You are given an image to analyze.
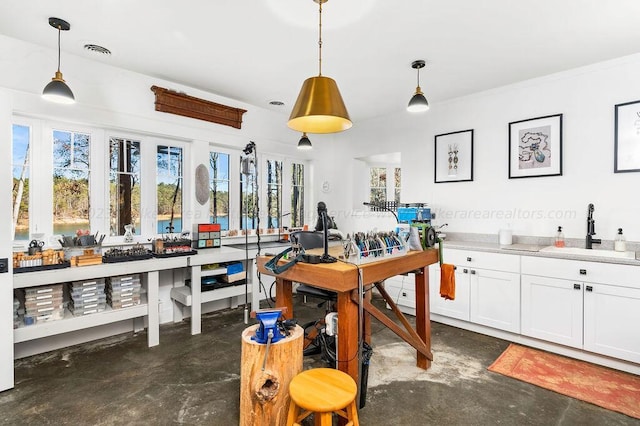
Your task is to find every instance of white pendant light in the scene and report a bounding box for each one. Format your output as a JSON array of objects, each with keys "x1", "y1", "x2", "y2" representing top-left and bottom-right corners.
[
  {"x1": 42, "y1": 17, "x2": 75, "y2": 104},
  {"x1": 407, "y1": 60, "x2": 429, "y2": 113}
]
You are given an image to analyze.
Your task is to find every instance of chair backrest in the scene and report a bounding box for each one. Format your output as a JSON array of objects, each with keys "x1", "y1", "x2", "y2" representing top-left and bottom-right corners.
[{"x1": 291, "y1": 231, "x2": 324, "y2": 250}]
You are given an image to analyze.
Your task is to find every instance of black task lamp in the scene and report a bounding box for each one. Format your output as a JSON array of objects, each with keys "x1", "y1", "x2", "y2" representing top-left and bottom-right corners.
[{"x1": 317, "y1": 202, "x2": 336, "y2": 263}]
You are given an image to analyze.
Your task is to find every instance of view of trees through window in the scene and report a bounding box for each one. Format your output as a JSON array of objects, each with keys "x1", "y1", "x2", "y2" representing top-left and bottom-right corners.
[
  {"x1": 369, "y1": 167, "x2": 387, "y2": 205},
  {"x1": 53, "y1": 129, "x2": 91, "y2": 236},
  {"x1": 110, "y1": 138, "x2": 141, "y2": 236},
  {"x1": 209, "y1": 152, "x2": 230, "y2": 230},
  {"x1": 291, "y1": 163, "x2": 304, "y2": 227},
  {"x1": 12, "y1": 124, "x2": 30, "y2": 240},
  {"x1": 370, "y1": 166, "x2": 401, "y2": 205},
  {"x1": 394, "y1": 167, "x2": 401, "y2": 203},
  {"x1": 157, "y1": 145, "x2": 183, "y2": 234},
  {"x1": 266, "y1": 159, "x2": 282, "y2": 229}
]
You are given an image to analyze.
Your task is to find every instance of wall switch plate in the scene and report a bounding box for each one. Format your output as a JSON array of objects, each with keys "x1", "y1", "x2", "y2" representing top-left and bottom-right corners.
[{"x1": 0, "y1": 258, "x2": 8, "y2": 273}]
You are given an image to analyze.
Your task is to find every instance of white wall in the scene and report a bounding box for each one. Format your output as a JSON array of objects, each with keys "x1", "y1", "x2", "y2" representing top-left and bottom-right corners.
[
  {"x1": 0, "y1": 89, "x2": 15, "y2": 390},
  {"x1": 313, "y1": 54, "x2": 640, "y2": 242}
]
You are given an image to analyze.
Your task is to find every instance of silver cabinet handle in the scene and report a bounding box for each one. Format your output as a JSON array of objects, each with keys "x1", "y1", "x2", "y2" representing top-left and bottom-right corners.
[
  {"x1": 466, "y1": 257, "x2": 472, "y2": 262},
  {"x1": 463, "y1": 268, "x2": 469, "y2": 274},
  {"x1": 470, "y1": 269, "x2": 476, "y2": 275},
  {"x1": 573, "y1": 283, "x2": 581, "y2": 290}
]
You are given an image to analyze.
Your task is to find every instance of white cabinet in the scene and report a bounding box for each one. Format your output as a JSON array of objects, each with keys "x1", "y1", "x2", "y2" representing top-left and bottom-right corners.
[
  {"x1": 428, "y1": 264, "x2": 470, "y2": 321},
  {"x1": 469, "y1": 268, "x2": 520, "y2": 333},
  {"x1": 439, "y1": 249, "x2": 521, "y2": 333},
  {"x1": 384, "y1": 274, "x2": 417, "y2": 316},
  {"x1": 521, "y1": 274, "x2": 583, "y2": 348},
  {"x1": 522, "y1": 257, "x2": 640, "y2": 364},
  {"x1": 584, "y1": 282, "x2": 640, "y2": 362}
]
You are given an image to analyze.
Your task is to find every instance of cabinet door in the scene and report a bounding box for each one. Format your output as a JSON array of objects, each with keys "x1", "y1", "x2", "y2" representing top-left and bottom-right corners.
[
  {"x1": 470, "y1": 269, "x2": 520, "y2": 333},
  {"x1": 584, "y1": 283, "x2": 640, "y2": 363},
  {"x1": 429, "y1": 264, "x2": 470, "y2": 321},
  {"x1": 521, "y1": 275, "x2": 583, "y2": 348},
  {"x1": 384, "y1": 275, "x2": 417, "y2": 316}
]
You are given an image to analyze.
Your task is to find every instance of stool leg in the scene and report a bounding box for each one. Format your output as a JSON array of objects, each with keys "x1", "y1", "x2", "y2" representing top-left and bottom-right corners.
[
  {"x1": 346, "y1": 400, "x2": 359, "y2": 426},
  {"x1": 316, "y1": 412, "x2": 333, "y2": 426},
  {"x1": 286, "y1": 401, "x2": 299, "y2": 426}
]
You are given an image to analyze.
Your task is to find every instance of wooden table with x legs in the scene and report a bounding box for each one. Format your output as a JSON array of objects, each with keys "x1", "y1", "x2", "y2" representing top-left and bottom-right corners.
[{"x1": 257, "y1": 249, "x2": 439, "y2": 386}]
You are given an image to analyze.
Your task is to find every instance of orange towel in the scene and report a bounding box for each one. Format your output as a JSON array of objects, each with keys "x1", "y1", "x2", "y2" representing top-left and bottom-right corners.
[{"x1": 440, "y1": 263, "x2": 456, "y2": 300}]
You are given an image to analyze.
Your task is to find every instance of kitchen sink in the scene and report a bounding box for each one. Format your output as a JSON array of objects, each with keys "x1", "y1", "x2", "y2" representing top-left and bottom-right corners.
[{"x1": 539, "y1": 246, "x2": 636, "y2": 260}]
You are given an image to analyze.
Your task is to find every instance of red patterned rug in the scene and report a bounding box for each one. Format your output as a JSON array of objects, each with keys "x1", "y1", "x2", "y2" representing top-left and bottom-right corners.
[{"x1": 488, "y1": 344, "x2": 640, "y2": 419}]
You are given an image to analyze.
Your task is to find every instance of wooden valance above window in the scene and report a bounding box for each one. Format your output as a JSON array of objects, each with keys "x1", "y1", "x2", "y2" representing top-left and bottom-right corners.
[{"x1": 151, "y1": 85, "x2": 247, "y2": 129}]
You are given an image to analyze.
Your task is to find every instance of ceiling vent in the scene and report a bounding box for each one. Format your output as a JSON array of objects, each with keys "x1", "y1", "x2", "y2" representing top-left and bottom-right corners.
[{"x1": 83, "y1": 44, "x2": 111, "y2": 55}]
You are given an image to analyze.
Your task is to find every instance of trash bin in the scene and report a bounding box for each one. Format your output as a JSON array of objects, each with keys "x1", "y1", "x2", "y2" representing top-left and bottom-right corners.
[{"x1": 359, "y1": 342, "x2": 373, "y2": 408}]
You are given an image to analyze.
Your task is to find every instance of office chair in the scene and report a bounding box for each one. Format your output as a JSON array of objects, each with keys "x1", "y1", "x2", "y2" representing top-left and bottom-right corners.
[{"x1": 290, "y1": 231, "x2": 337, "y2": 363}]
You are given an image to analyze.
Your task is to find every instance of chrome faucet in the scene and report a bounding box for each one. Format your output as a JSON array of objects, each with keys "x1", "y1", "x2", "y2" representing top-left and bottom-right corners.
[{"x1": 586, "y1": 203, "x2": 601, "y2": 249}]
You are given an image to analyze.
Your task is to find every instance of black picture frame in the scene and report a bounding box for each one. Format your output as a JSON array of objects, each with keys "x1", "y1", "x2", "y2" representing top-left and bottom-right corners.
[
  {"x1": 434, "y1": 129, "x2": 474, "y2": 183},
  {"x1": 614, "y1": 99, "x2": 640, "y2": 173},
  {"x1": 508, "y1": 113, "x2": 563, "y2": 179}
]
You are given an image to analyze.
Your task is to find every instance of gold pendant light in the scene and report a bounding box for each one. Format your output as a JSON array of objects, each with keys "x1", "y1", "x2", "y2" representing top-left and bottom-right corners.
[{"x1": 288, "y1": 0, "x2": 352, "y2": 134}]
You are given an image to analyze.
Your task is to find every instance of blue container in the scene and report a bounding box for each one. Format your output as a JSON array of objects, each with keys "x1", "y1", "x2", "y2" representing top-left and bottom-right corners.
[{"x1": 226, "y1": 263, "x2": 244, "y2": 275}]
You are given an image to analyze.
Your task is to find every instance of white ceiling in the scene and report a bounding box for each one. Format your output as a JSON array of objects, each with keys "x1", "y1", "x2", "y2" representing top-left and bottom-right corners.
[{"x1": 2, "y1": 0, "x2": 640, "y2": 123}]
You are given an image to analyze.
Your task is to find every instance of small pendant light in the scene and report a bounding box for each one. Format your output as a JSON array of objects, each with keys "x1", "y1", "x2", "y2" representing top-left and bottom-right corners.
[
  {"x1": 42, "y1": 17, "x2": 75, "y2": 104},
  {"x1": 297, "y1": 133, "x2": 312, "y2": 150},
  {"x1": 288, "y1": 0, "x2": 352, "y2": 134},
  {"x1": 407, "y1": 60, "x2": 429, "y2": 113}
]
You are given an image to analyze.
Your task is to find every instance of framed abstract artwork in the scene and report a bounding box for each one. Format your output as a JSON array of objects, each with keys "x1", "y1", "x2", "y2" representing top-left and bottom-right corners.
[
  {"x1": 614, "y1": 100, "x2": 640, "y2": 173},
  {"x1": 508, "y1": 114, "x2": 563, "y2": 179},
  {"x1": 434, "y1": 129, "x2": 474, "y2": 183}
]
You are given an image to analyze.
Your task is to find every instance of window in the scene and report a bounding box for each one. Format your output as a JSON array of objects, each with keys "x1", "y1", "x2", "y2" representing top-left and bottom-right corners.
[
  {"x1": 291, "y1": 163, "x2": 304, "y2": 227},
  {"x1": 266, "y1": 159, "x2": 283, "y2": 229},
  {"x1": 110, "y1": 138, "x2": 141, "y2": 236},
  {"x1": 157, "y1": 145, "x2": 183, "y2": 233},
  {"x1": 369, "y1": 167, "x2": 387, "y2": 205},
  {"x1": 210, "y1": 151, "x2": 230, "y2": 230},
  {"x1": 12, "y1": 124, "x2": 30, "y2": 240},
  {"x1": 52, "y1": 129, "x2": 91, "y2": 236},
  {"x1": 369, "y1": 166, "x2": 401, "y2": 205},
  {"x1": 394, "y1": 167, "x2": 401, "y2": 203}
]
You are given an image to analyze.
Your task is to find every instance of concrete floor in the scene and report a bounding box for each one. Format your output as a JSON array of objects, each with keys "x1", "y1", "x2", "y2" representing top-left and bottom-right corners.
[{"x1": 2, "y1": 292, "x2": 639, "y2": 426}]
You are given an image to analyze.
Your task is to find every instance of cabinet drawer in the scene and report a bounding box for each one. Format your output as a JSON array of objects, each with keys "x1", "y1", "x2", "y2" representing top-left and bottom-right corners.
[
  {"x1": 444, "y1": 249, "x2": 520, "y2": 273},
  {"x1": 522, "y1": 256, "x2": 640, "y2": 288}
]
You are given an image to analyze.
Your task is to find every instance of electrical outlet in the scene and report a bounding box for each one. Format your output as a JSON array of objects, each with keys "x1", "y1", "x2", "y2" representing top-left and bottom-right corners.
[{"x1": 0, "y1": 258, "x2": 8, "y2": 273}]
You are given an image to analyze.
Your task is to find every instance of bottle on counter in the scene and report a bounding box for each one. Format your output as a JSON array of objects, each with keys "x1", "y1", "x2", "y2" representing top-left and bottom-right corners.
[
  {"x1": 554, "y1": 226, "x2": 565, "y2": 248},
  {"x1": 614, "y1": 228, "x2": 626, "y2": 252}
]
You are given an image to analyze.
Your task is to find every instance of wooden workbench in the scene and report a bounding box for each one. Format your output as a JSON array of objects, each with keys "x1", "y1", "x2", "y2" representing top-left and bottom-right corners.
[{"x1": 257, "y1": 249, "x2": 439, "y2": 386}]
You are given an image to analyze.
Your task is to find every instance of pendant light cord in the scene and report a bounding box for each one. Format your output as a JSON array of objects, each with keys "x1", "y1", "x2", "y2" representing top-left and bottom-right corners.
[
  {"x1": 56, "y1": 26, "x2": 62, "y2": 72},
  {"x1": 318, "y1": 0, "x2": 323, "y2": 76},
  {"x1": 416, "y1": 66, "x2": 420, "y2": 89}
]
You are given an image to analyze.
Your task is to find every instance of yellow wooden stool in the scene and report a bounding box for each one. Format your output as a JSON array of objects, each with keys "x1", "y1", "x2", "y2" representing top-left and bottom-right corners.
[{"x1": 286, "y1": 368, "x2": 359, "y2": 426}]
